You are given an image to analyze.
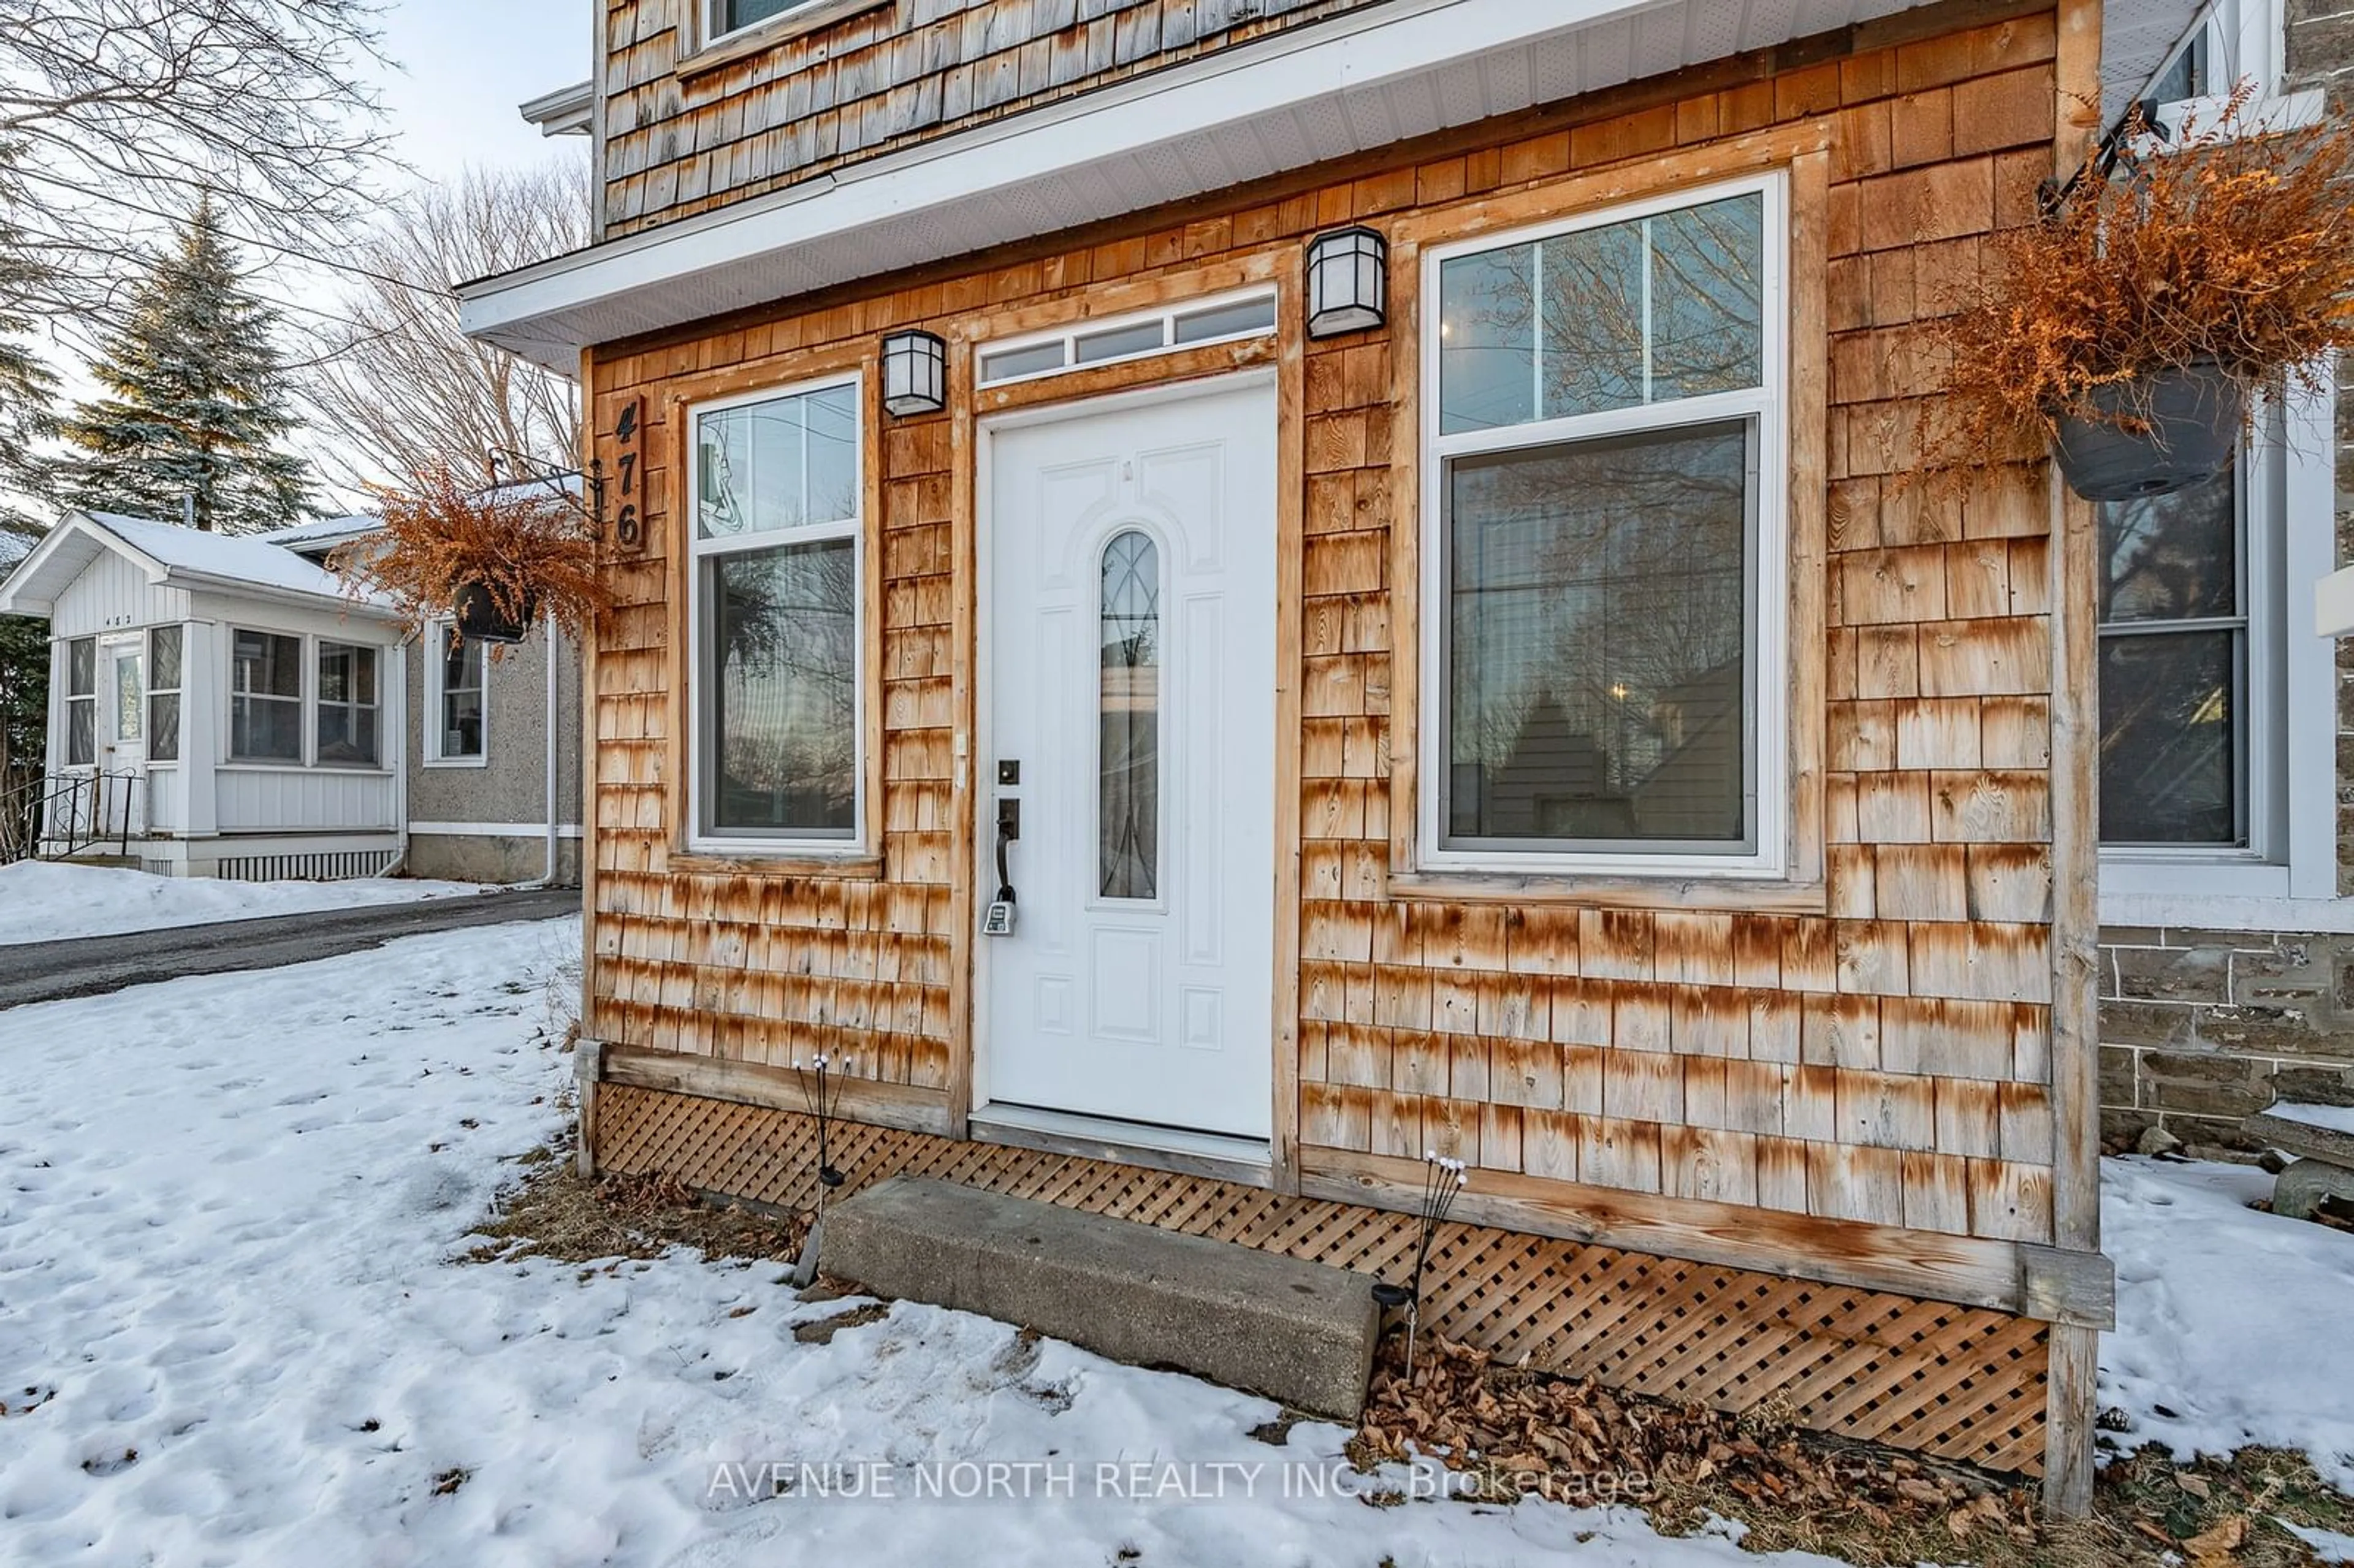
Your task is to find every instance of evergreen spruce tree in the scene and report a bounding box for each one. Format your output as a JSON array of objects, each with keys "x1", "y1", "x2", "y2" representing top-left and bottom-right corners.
[
  {"x1": 0, "y1": 143, "x2": 60, "y2": 788},
  {"x1": 58, "y1": 197, "x2": 311, "y2": 535}
]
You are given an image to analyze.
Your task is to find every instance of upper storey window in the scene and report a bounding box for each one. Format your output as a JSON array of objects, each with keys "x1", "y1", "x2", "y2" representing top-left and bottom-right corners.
[{"x1": 710, "y1": 0, "x2": 812, "y2": 42}]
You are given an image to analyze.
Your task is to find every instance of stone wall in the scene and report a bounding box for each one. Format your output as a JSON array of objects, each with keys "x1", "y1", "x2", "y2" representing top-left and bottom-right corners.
[{"x1": 2098, "y1": 929, "x2": 2354, "y2": 1147}]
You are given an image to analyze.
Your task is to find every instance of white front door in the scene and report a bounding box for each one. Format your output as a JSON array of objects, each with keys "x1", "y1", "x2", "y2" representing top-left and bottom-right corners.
[
  {"x1": 102, "y1": 641, "x2": 145, "y2": 771},
  {"x1": 984, "y1": 377, "x2": 1278, "y2": 1140}
]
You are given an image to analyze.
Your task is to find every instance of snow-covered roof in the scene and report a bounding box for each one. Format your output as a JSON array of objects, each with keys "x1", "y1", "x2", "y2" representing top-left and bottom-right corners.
[
  {"x1": 0, "y1": 509, "x2": 397, "y2": 620},
  {"x1": 263, "y1": 512, "x2": 382, "y2": 552}
]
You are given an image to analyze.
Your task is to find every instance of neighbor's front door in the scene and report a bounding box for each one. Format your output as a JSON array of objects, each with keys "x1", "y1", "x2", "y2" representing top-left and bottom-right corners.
[
  {"x1": 102, "y1": 641, "x2": 145, "y2": 771},
  {"x1": 984, "y1": 376, "x2": 1277, "y2": 1140}
]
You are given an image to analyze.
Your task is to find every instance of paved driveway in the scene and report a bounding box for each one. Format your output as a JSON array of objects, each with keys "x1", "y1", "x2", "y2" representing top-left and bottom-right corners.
[{"x1": 0, "y1": 887, "x2": 578, "y2": 1009}]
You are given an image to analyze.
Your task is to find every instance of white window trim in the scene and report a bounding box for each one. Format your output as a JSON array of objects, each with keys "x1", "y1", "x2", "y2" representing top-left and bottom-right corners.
[
  {"x1": 2100, "y1": 382, "x2": 2338, "y2": 923},
  {"x1": 1415, "y1": 170, "x2": 1791, "y2": 881},
  {"x1": 227, "y1": 626, "x2": 308, "y2": 767},
  {"x1": 314, "y1": 639, "x2": 386, "y2": 772},
  {"x1": 684, "y1": 371, "x2": 869, "y2": 856},
  {"x1": 701, "y1": 0, "x2": 851, "y2": 50},
  {"x1": 223, "y1": 626, "x2": 396, "y2": 775},
  {"x1": 61, "y1": 634, "x2": 97, "y2": 769},
  {"x1": 145, "y1": 623, "x2": 183, "y2": 769},
  {"x1": 422, "y1": 618, "x2": 489, "y2": 769},
  {"x1": 975, "y1": 286, "x2": 1280, "y2": 389},
  {"x1": 98, "y1": 633, "x2": 145, "y2": 763}
]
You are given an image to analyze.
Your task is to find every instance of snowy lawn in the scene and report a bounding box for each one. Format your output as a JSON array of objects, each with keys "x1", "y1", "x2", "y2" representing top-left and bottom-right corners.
[
  {"x1": 0, "y1": 921, "x2": 1839, "y2": 1568},
  {"x1": 2100, "y1": 1155, "x2": 2354, "y2": 1489},
  {"x1": 0, "y1": 860, "x2": 493, "y2": 946}
]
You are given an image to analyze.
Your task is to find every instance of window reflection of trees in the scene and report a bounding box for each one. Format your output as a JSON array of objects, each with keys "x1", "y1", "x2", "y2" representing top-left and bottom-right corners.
[
  {"x1": 695, "y1": 381, "x2": 864, "y2": 838},
  {"x1": 2095, "y1": 472, "x2": 2241, "y2": 845},
  {"x1": 697, "y1": 385, "x2": 861, "y2": 539},
  {"x1": 709, "y1": 539, "x2": 859, "y2": 835},
  {"x1": 1439, "y1": 194, "x2": 1764, "y2": 433},
  {"x1": 1447, "y1": 422, "x2": 1750, "y2": 845}
]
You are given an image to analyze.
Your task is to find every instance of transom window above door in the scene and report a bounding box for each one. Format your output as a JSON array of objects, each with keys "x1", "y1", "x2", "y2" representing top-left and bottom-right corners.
[
  {"x1": 976, "y1": 290, "x2": 1278, "y2": 388},
  {"x1": 1420, "y1": 175, "x2": 1788, "y2": 877}
]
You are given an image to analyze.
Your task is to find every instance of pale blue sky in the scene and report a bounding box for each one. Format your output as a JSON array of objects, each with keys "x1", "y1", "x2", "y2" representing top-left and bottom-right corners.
[{"x1": 373, "y1": 0, "x2": 591, "y2": 187}]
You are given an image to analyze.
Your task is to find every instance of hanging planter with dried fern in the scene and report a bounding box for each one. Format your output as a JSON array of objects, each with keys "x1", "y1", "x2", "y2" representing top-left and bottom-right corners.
[
  {"x1": 332, "y1": 464, "x2": 612, "y2": 646},
  {"x1": 1915, "y1": 88, "x2": 2354, "y2": 503}
]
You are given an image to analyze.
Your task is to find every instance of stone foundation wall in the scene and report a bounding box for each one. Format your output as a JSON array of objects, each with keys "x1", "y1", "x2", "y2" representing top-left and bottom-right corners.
[{"x1": 2097, "y1": 927, "x2": 2354, "y2": 1147}]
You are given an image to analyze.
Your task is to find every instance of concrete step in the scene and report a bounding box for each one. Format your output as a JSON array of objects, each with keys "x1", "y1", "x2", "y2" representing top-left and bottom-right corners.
[{"x1": 826, "y1": 1176, "x2": 1379, "y2": 1418}]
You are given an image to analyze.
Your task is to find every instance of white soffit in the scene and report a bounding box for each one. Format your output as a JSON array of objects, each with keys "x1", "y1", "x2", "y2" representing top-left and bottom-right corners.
[
  {"x1": 2099, "y1": 0, "x2": 2207, "y2": 120},
  {"x1": 460, "y1": 0, "x2": 1929, "y2": 370}
]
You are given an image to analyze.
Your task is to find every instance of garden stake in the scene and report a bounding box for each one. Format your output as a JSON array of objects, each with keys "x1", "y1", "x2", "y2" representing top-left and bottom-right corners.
[{"x1": 787, "y1": 1054, "x2": 851, "y2": 1288}]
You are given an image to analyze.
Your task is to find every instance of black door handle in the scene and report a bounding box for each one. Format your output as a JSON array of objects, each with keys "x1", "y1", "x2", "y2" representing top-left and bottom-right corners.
[{"x1": 995, "y1": 797, "x2": 1020, "y2": 906}]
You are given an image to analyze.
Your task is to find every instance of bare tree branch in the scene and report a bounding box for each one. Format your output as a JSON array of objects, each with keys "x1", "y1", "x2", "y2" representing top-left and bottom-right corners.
[
  {"x1": 297, "y1": 158, "x2": 590, "y2": 491},
  {"x1": 0, "y1": 0, "x2": 394, "y2": 317}
]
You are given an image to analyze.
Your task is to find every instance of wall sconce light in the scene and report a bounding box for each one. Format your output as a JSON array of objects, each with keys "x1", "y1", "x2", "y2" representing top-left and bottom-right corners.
[
  {"x1": 880, "y1": 329, "x2": 948, "y2": 416},
  {"x1": 1306, "y1": 226, "x2": 1388, "y2": 338}
]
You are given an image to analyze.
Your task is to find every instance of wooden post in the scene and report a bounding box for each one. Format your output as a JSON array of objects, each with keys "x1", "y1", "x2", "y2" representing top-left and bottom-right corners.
[
  {"x1": 2043, "y1": 0, "x2": 2106, "y2": 1519},
  {"x1": 575, "y1": 1036, "x2": 606, "y2": 1178}
]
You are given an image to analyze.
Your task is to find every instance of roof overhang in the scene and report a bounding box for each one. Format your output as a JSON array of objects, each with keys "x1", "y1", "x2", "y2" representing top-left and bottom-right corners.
[
  {"x1": 462, "y1": 0, "x2": 2206, "y2": 373},
  {"x1": 520, "y1": 80, "x2": 594, "y2": 139},
  {"x1": 461, "y1": 0, "x2": 1935, "y2": 371}
]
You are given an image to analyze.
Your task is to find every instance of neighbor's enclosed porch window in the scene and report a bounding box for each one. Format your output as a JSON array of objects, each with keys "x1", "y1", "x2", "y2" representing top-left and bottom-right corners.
[
  {"x1": 689, "y1": 374, "x2": 863, "y2": 847},
  {"x1": 1422, "y1": 175, "x2": 1787, "y2": 874},
  {"x1": 228, "y1": 628, "x2": 392, "y2": 769},
  {"x1": 230, "y1": 630, "x2": 303, "y2": 762},
  {"x1": 147, "y1": 625, "x2": 181, "y2": 763},
  {"x1": 316, "y1": 642, "x2": 381, "y2": 767},
  {"x1": 64, "y1": 636, "x2": 96, "y2": 765}
]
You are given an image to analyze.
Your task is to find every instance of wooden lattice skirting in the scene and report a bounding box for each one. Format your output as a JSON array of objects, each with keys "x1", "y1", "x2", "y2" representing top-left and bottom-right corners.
[{"x1": 595, "y1": 1082, "x2": 2050, "y2": 1474}]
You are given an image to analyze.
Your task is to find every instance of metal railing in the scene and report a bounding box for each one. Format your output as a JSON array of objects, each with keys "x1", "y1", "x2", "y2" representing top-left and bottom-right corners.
[{"x1": 0, "y1": 770, "x2": 138, "y2": 865}]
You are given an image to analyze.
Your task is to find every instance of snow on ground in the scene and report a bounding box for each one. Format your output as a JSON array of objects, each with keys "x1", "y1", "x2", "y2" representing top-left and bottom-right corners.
[
  {"x1": 2263, "y1": 1102, "x2": 2354, "y2": 1138},
  {"x1": 0, "y1": 922, "x2": 1843, "y2": 1568},
  {"x1": 0, "y1": 860, "x2": 490, "y2": 946},
  {"x1": 2101, "y1": 1154, "x2": 2354, "y2": 1488}
]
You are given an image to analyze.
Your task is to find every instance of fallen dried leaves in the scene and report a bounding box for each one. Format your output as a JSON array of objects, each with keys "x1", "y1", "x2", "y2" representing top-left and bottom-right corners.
[
  {"x1": 1352, "y1": 1333, "x2": 2354, "y2": 1567},
  {"x1": 1353, "y1": 1330, "x2": 2038, "y2": 1548}
]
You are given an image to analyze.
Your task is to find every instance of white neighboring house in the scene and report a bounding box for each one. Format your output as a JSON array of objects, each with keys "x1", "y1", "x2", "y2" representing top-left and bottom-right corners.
[
  {"x1": 0, "y1": 509, "x2": 584, "y2": 883},
  {"x1": 0, "y1": 511, "x2": 405, "y2": 878}
]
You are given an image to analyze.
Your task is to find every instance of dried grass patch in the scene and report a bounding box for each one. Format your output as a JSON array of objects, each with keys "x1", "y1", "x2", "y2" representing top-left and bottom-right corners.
[{"x1": 463, "y1": 1144, "x2": 807, "y2": 1269}]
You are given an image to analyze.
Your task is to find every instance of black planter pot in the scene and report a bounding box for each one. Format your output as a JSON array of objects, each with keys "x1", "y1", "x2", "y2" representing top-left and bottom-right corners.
[
  {"x1": 453, "y1": 580, "x2": 535, "y2": 644},
  {"x1": 2050, "y1": 360, "x2": 2244, "y2": 503}
]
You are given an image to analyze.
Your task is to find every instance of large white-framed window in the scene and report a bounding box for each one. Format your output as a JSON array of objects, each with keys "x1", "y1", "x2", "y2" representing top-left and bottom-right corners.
[
  {"x1": 1417, "y1": 172, "x2": 1789, "y2": 878},
  {"x1": 225, "y1": 627, "x2": 397, "y2": 772},
  {"x1": 2143, "y1": 0, "x2": 2285, "y2": 114},
  {"x1": 687, "y1": 372, "x2": 865, "y2": 851},
  {"x1": 424, "y1": 622, "x2": 487, "y2": 767}
]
